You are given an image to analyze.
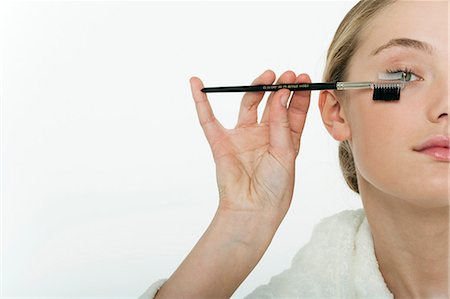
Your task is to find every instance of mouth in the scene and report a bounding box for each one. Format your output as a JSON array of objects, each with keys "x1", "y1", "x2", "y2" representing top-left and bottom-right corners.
[
  {"x1": 414, "y1": 146, "x2": 450, "y2": 162},
  {"x1": 413, "y1": 135, "x2": 450, "y2": 162}
]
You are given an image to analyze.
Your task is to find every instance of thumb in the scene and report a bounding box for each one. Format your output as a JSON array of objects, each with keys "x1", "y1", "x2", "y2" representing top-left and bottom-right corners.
[{"x1": 268, "y1": 89, "x2": 294, "y2": 155}]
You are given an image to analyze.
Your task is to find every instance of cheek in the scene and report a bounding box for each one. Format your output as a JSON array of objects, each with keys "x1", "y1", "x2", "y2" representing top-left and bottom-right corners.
[
  {"x1": 348, "y1": 98, "x2": 418, "y2": 192},
  {"x1": 348, "y1": 90, "x2": 448, "y2": 206}
]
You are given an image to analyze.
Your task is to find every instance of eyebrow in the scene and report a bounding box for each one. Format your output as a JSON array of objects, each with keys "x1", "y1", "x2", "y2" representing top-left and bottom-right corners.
[{"x1": 370, "y1": 38, "x2": 434, "y2": 56}]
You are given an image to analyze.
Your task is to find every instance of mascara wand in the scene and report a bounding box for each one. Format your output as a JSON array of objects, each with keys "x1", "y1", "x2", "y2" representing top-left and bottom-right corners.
[{"x1": 201, "y1": 81, "x2": 408, "y2": 101}]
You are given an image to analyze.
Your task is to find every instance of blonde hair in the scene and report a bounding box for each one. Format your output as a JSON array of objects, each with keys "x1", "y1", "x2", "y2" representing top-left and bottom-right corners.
[{"x1": 322, "y1": 0, "x2": 397, "y2": 194}]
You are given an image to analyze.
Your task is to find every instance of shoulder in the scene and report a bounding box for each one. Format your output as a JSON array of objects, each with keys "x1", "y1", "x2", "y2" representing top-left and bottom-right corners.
[
  {"x1": 245, "y1": 209, "x2": 367, "y2": 298},
  {"x1": 292, "y1": 209, "x2": 367, "y2": 293},
  {"x1": 314, "y1": 208, "x2": 365, "y2": 230},
  {"x1": 308, "y1": 208, "x2": 366, "y2": 242},
  {"x1": 291, "y1": 208, "x2": 365, "y2": 264}
]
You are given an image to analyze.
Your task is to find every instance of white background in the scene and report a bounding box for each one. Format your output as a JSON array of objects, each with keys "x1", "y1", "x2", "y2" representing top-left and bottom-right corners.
[{"x1": 0, "y1": 1, "x2": 362, "y2": 298}]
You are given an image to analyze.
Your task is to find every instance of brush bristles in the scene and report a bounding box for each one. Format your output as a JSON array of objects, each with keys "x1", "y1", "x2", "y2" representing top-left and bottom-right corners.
[{"x1": 372, "y1": 86, "x2": 401, "y2": 101}]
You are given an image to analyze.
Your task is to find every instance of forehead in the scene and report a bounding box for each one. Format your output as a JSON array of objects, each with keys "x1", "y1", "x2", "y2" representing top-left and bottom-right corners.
[{"x1": 357, "y1": 1, "x2": 447, "y2": 57}]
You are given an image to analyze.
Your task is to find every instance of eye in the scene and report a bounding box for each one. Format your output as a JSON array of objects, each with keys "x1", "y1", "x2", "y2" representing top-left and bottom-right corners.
[{"x1": 383, "y1": 68, "x2": 422, "y2": 82}]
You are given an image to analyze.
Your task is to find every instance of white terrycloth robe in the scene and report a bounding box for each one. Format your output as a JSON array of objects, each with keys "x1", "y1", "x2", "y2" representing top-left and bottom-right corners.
[{"x1": 138, "y1": 209, "x2": 395, "y2": 299}]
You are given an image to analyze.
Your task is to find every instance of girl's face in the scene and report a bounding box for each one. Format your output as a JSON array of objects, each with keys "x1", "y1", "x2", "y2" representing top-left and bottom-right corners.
[{"x1": 341, "y1": 0, "x2": 448, "y2": 207}]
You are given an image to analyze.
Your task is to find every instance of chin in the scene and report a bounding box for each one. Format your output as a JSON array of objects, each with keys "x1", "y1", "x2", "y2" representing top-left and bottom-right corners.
[
  {"x1": 385, "y1": 180, "x2": 449, "y2": 209},
  {"x1": 400, "y1": 164, "x2": 449, "y2": 208},
  {"x1": 405, "y1": 185, "x2": 450, "y2": 209}
]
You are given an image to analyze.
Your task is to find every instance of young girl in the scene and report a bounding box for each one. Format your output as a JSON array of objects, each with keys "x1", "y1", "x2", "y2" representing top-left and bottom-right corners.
[{"x1": 140, "y1": 0, "x2": 449, "y2": 298}]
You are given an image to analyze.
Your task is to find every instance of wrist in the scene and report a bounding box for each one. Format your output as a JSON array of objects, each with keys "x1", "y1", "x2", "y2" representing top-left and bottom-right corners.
[
  {"x1": 211, "y1": 207, "x2": 281, "y2": 253},
  {"x1": 153, "y1": 207, "x2": 282, "y2": 299}
]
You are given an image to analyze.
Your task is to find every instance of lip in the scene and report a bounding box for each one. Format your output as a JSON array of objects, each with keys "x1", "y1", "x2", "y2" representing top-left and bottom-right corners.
[{"x1": 413, "y1": 135, "x2": 450, "y2": 162}]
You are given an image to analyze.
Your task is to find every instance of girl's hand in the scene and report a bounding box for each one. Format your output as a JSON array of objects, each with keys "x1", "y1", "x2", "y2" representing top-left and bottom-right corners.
[{"x1": 189, "y1": 70, "x2": 311, "y2": 226}]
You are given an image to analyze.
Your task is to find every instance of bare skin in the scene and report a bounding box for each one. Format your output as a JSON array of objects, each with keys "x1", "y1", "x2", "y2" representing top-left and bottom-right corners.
[{"x1": 319, "y1": 1, "x2": 449, "y2": 298}]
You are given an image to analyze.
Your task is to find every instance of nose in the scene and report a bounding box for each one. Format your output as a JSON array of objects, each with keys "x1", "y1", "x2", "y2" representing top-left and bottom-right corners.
[{"x1": 427, "y1": 64, "x2": 448, "y2": 128}]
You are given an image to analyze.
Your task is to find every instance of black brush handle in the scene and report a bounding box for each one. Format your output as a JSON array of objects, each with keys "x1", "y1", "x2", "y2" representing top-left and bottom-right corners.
[{"x1": 201, "y1": 82, "x2": 337, "y2": 93}]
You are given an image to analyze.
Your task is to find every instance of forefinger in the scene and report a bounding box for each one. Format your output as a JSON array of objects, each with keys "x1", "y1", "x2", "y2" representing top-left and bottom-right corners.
[{"x1": 189, "y1": 76, "x2": 225, "y2": 148}]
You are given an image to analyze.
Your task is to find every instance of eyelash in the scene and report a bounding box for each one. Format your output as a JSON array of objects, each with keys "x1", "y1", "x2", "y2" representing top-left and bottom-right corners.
[{"x1": 385, "y1": 67, "x2": 422, "y2": 81}]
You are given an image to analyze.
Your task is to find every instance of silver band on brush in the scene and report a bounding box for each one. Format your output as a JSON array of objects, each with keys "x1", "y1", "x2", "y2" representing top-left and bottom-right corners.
[{"x1": 336, "y1": 81, "x2": 407, "y2": 90}]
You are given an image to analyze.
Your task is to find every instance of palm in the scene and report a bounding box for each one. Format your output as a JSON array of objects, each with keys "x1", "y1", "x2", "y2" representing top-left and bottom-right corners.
[{"x1": 212, "y1": 125, "x2": 293, "y2": 215}]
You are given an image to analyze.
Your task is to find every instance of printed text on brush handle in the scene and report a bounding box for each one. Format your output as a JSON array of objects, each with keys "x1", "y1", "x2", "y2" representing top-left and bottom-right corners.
[{"x1": 201, "y1": 83, "x2": 338, "y2": 93}]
